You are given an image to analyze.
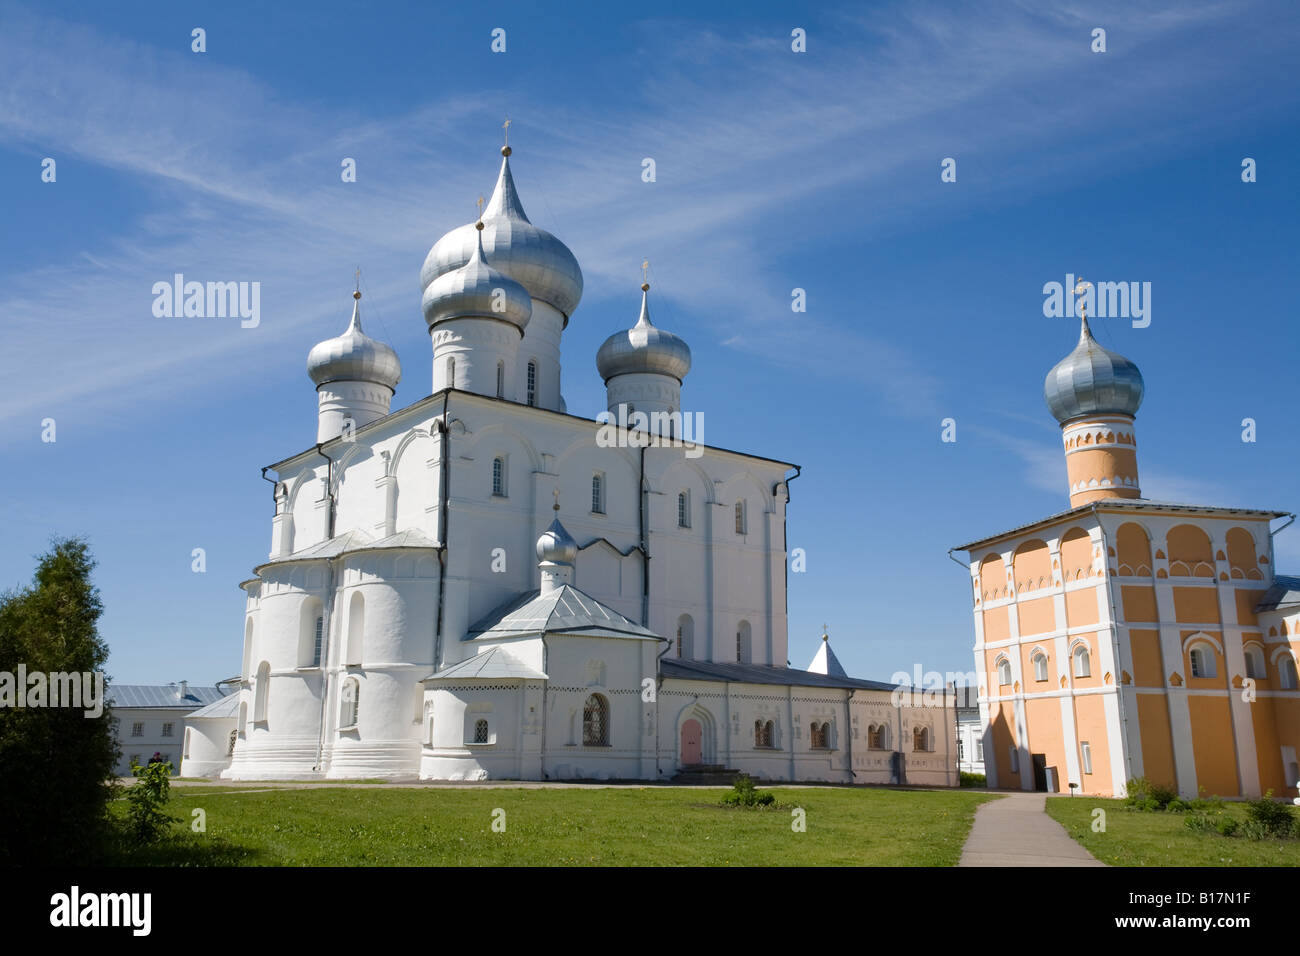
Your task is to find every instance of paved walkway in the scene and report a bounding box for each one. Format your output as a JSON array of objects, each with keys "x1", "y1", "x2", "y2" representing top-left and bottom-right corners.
[{"x1": 958, "y1": 792, "x2": 1104, "y2": 867}]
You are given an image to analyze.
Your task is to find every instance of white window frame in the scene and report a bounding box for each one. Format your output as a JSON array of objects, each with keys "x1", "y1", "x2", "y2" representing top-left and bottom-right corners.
[
  {"x1": 1080, "y1": 740, "x2": 1093, "y2": 774},
  {"x1": 1072, "y1": 644, "x2": 1092, "y2": 679},
  {"x1": 1032, "y1": 652, "x2": 1048, "y2": 682},
  {"x1": 677, "y1": 490, "x2": 690, "y2": 529},
  {"x1": 491, "y1": 456, "x2": 507, "y2": 497},
  {"x1": 591, "y1": 472, "x2": 605, "y2": 515}
]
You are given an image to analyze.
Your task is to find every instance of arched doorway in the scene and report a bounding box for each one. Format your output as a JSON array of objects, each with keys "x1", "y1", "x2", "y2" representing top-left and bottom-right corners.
[{"x1": 681, "y1": 719, "x2": 702, "y2": 766}]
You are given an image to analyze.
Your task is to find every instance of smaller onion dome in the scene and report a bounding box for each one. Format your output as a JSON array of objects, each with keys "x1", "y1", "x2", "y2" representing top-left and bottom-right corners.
[
  {"x1": 536, "y1": 514, "x2": 577, "y2": 568},
  {"x1": 421, "y1": 222, "x2": 532, "y2": 332},
  {"x1": 421, "y1": 148, "x2": 584, "y2": 320},
  {"x1": 595, "y1": 283, "x2": 692, "y2": 383},
  {"x1": 307, "y1": 290, "x2": 402, "y2": 389},
  {"x1": 1044, "y1": 315, "x2": 1144, "y2": 424}
]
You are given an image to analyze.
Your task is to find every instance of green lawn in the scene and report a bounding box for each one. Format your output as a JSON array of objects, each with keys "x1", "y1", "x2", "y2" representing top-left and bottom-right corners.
[
  {"x1": 108, "y1": 785, "x2": 994, "y2": 866},
  {"x1": 1047, "y1": 797, "x2": 1300, "y2": 866}
]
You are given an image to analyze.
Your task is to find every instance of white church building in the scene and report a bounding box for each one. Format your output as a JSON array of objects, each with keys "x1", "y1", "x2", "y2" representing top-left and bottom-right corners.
[{"x1": 223, "y1": 143, "x2": 956, "y2": 786}]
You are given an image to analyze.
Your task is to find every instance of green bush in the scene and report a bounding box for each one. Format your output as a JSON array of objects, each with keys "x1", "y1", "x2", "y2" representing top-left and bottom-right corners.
[
  {"x1": 1125, "y1": 776, "x2": 1178, "y2": 810},
  {"x1": 126, "y1": 756, "x2": 177, "y2": 843},
  {"x1": 1243, "y1": 792, "x2": 1296, "y2": 839},
  {"x1": 721, "y1": 773, "x2": 776, "y2": 808},
  {"x1": 960, "y1": 772, "x2": 987, "y2": 788}
]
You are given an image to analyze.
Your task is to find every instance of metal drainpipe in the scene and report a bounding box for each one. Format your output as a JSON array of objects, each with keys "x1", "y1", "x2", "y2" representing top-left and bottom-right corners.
[
  {"x1": 640, "y1": 444, "x2": 649, "y2": 628},
  {"x1": 774, "y1": 466, "x2": 802, "y2": 653},
  {"x1": 653, "y1": 634, "x2": 674, "y2": 779},
  {"x1": 432, "y1": 396, "x2": 451, "y2": 672},
  {"x1": 312, "y1": 441, "x2": 343, "y2": 773},
  {"x1": 845, "y1": 689, "x2": 856, "y2": 782}
]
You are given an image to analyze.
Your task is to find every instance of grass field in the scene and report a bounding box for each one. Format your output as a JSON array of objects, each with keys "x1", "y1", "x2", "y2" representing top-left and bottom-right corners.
[
  {"x1": 1046, "y1": 797, "x2": 1300, "y2": 866},
  {"x1": 108, "y1": 785, "x2": 995, "y2": 866}
]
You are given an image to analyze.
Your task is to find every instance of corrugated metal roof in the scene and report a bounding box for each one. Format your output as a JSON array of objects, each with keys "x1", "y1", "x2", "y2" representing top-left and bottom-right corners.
[
  {"x1": 954, "y1": 499, "x2": 1291, "y2": 552},
  {"x1": 107, "y1": 684, "x2": 227, "y2": 709},
  {"x1": 660, "y1": 659, "x2": 899, "y2": 692},
  {"x1": 467, "y1": 585, "x2": 660, "y2": 641},
  {"x1": 1256, "y1": 575, "x2": 1300, "y2": 613},
  {"x1": 424, "y1": 646, "x2": 548, "y2": 682},
  {"x1": 254, "y1": 528, "x2": 437, "y2": 572}
]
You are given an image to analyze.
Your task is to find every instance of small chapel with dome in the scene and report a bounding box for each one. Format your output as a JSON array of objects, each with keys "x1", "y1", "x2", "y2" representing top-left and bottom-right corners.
[{"x1": 209, "y1": 141, "x2": 957, "y2": 785}]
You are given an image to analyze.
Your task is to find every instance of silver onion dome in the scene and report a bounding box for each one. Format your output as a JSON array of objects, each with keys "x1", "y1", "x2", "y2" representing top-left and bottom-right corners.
[
  {"x1": 596, "y1": 284, "x2": 692, "y2": 383},
  {"x1": 1044, "y1": 316, "x2": 1144, "y2": 424},
  {"x1": 422, "y1": 222, "x2": 532, "y2": 332},
  {"x1": 307, "y1": 292, "x2": 402, "y2": 389},
  {"x1": 421, "y1": 147, "x2": 583, "y2": 321},
  {"x1": 536, "y1": 515, "x2": 577, "y2": 567}
]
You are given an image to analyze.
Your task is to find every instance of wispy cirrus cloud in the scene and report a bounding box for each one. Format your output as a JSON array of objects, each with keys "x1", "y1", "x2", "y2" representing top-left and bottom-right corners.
[{"x1": 0, "y1": 0, "x2": 1294, "y2": 440}]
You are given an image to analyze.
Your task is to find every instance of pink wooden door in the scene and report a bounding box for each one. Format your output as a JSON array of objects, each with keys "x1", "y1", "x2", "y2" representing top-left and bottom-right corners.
[{"x1": 681, "y1": 719, "x2": 702, "y2": 765}]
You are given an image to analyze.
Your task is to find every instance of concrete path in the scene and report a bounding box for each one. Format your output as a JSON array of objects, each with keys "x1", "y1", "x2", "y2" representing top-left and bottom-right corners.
[{"x1": 958, "y1": 792, "x2": 1104, "y2": 867}]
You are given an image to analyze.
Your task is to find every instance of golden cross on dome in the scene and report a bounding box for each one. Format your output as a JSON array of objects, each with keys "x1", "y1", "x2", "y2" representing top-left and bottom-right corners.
[
  {"x1": 476, "y1": 194, "x2": 484, "y2": 219},
  {"x1": 503, "y1": 117, "x2": 511, "y2": 147},
  {"x1": 642, "y1": 260, "x2": 649, "y2": 283},
  {"x1": 1074, "y1": 275, "x2": 1093, "y2": 321},
  {"x1": 552, "y1": 488, "x2": 561, "y2": 512},
  {"x1": 355, "y1": 267, "x2": 360, "y2": 292}
]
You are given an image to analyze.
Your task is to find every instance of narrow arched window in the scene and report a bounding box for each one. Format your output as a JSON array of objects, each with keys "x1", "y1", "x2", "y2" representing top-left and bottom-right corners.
[
  {"x1": 312, "y1": 615, "x2": 324, "y2": 668},
  {"x1": 1032, "y1": 652, "x2": 1048, "y2": 682},
  {"x1": 763, "y1": 720, "x2": 775, "y2": 748},
  {"x1": 734, "y1": 501, "x2": 746, "y2": 535},
  {"x1": 496, "y1": 361, "x2": 504, "y2": 398},
  {"x1": 492, "y1": 457, "x2": 505, "y2": 497},
  {"x1": 1189, "y1": 647, "x2": 1212, "y2": 679},
  {"x1": 1245, "y1": 647, "x2": 1265, "y2": 680},
  {"x1": 676, "y1": 614, "x2": 693, "y2": 659},
  {"x1": 526, "y1": 360, "x2": 537, "y2": 407},
  {"x1": 754, "y1": 720, "x2": 764, "y2": 747},
  {"x1": 868, "y1": 725, "x2": 883, "y2": 750},
  {"x1": 473, "y1": 718, "x2": 489, "y2": 744},
  {"x1": 996, "y1": 657, "x2": 1011, "y2": 686},
  {"x1": 446, "y1": 357, "x2": 455, "y2": 389},
  {"x1": 1073, "y1": 645, "x2": 1092, "y2": 678},
  {"x1": 227, "y1": 729, "x2": 238, "y2": 755},
  {"x1": 736, "y1": 620, "x2": 752, "y2": 664},
  {"x1": 583, "y1": 694, "x2": 609, "y2": 746},
  {"x1": 677, "y1": 491, "x2": 690, "y2": 528},
  {"x1": 591, "y1": 473, "x2": 605, "y2": 514},
  {"x1": 339, "y1": 677, "x2": 359, "y2": 730},
  {"x1": 253, "y1": 661, "x2": 270, "y2": 724},
  {"x1": 1280, "y1": 656, "x2": 1299, "y2": 690}
]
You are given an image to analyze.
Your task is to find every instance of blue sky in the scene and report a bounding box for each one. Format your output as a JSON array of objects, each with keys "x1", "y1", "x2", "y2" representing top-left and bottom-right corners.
[{"x1": 2, "y1": 0, "x2": 1297, "y2": 687}]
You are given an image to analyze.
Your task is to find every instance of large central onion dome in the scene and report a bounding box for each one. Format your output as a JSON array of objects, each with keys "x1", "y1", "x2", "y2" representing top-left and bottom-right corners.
[
  {"x1": 422, "y1": 222, "x2": 532, "y2": 332},
  {"x1": 421, "y1": 147, "x2": 583, "y2": 322},
  {"x1": 1044, "y1": 315, "x2": 1144, "y2": 424},
  {"x1": 307, "y1": 291, "x2": 402, "y2": 389},
  {"x1": 596, "y1": 283, "x2": 692, "y2": 383}
]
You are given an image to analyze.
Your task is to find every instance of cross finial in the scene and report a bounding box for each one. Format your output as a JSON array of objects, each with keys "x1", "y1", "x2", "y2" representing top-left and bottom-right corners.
[
  {"x1": 503, "y1": 117, "x2": 511, "y2": 146},
  {"x1": 477, "y1": 194, "x2": 484, "y2": 218},
  {"x1": 552, "y1": 488, "x2": 560, "y2": 512},
  {"x1": 1074, "y1": 275, "x2": 1092, "y2": 322},
  {"x1": 353, "y1": 267, "x2": 361, "y2": 300}
]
